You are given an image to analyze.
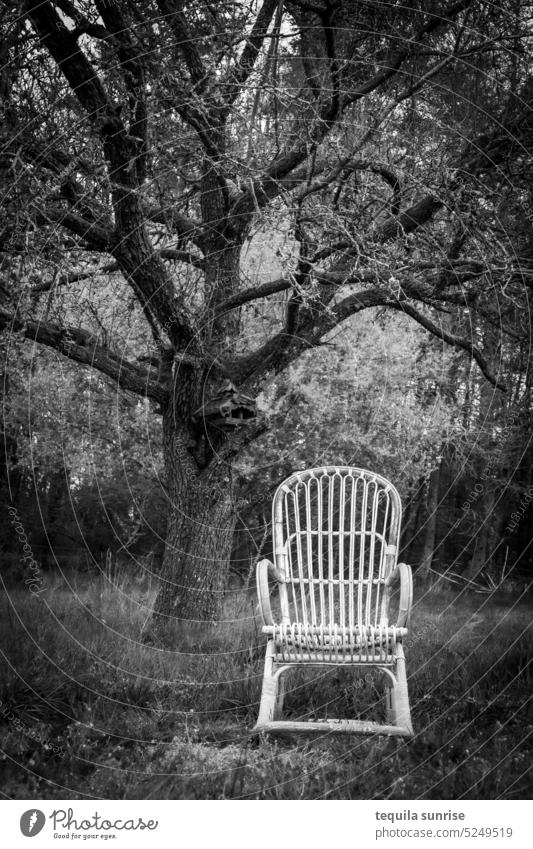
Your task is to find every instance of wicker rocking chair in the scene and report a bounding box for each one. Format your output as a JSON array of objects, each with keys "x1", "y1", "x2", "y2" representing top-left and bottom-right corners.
[{"x1": 254, "y1": 466, "x2": 414, "y2": 737}]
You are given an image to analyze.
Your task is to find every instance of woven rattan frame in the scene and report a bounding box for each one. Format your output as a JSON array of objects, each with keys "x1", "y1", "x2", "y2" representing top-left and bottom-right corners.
[{"x1": 253, "y1": 466, "x2": 414, "y2": 736}]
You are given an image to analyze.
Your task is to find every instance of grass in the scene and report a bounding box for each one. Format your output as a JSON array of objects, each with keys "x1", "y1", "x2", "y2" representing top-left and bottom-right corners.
[{"x1": 0, "y1": 568, "x2": 532, "y2": 799}]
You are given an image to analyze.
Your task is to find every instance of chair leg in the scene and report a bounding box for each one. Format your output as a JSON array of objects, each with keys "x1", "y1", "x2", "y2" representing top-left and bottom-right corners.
[
  {"x1": 385, "y1": 684, "x2": 395, "y2": 725},
  {"x1": 274, "y1": 670, "x2": 286, "y2": 720},
  {"x1": 256, "y1": 641, "x2": 280, "y2": 727},
  {"x1": 391, "y1": 643, "x2": 414, "y2": 736}
]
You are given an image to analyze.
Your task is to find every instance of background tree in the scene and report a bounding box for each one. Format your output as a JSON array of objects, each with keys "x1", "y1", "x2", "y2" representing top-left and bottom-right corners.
[{"x1": 1, "y1": 0, "x2": 532, "y2": 638}]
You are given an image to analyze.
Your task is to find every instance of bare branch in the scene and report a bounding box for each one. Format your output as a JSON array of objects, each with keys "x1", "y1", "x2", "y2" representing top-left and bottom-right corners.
[
  {"x1": 297, "y1": 157, "x2": 402, "y2": 215},
  {"x1": 215, "y1": 276, "x2": 291, "y2": 314},
  {"x1": 310, "y1": 195, "x2": 445, "y2": 284},
  {"x1": 30, "y1": 246, "x2": 205, "y2": 294},
  {"x1": 372, "y1": 194, "x2": 444, "y2": 244},
  {"x1": 91, "y1": 0, "x2": 148, "y2": 181},
  {"x1": 222, "y1": 0, "x2": 280, "y2": 107},
  {"x1": 392, "y1": 301, "x2": 506, "y2": 391},
  {"x1": 20, "y1": 1, "x2": 195, "y2": 345},
  {"x1": 272, "y1": 1, "x2": 471, "y2": 180},
  {"x1": 158, "y1": 247, "x2": 205, "y2": 269},
  {"x1": 38, "y1": 206, "x2": 112, "y2": 252},
  {"x1": 0, "y1": 308, "x2": 169, "y2": 404},
  {"x1": 23, "y1": 0, "x2": 110, "y2": 118},
  {"x1": 30, "y1": 262, "x2": 118, "y2": 294},
  {"x1": 231, "y1": 286, "x2": 396, "y2": 384},
  {"x1": 156, "y1": 0, "x2": 207, "y2": 87},
  {"x1": 146, "y1": 205, "x2": 204, "y2": 246},
  {"x1": 342, "y1": 0, "x2": 472, "y2": 110}
]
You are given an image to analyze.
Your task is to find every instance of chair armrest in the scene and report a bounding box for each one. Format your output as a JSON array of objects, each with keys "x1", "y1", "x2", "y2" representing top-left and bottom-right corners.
[
  {"x1": 385, "y1": 562, "x2": 413, "y2": 628},
  {"x1": 256, "y1": 558, "x2": 285, "y2": 626}
]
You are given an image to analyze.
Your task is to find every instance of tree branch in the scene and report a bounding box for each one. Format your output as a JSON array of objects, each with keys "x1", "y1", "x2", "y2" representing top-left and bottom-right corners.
[
  {"x1": 158, "y1": 247, "x2": 205, "y2": 269},
  {"x1": 342, "y1": 0, "x2": 472, "y2": 110},
  {"x1": 38, "y1": 206, "x2": 112, "y2": 252},
  {"x1": 21, "y1": 1, "x2": 195, "y2": 346},
  {"x1": 297, "y1": 157, "x2": 402, "y2": 215},
  {"x1": 91, "y1": 0, "x2": 148, "y2": 182},
  {"x1": 392, "y1": 301, "x2": 506, "y2": 391},
  {"x1": 23, "y1": 0, "x2": 110, "y2": 118},
  {"x1": 30, "y1": 262, "x2": 118, "y2": 294},
  {"x1": 230, "y1": 272, "x2": 506, "y2": 394},
  {"x1": 214, "y1": 254, "x2": 496, "y2": 316},
  {"x1": 156, "y1": 0, "x2": 207, "y2": 87},
  {"x1": 230, "y1": 286, "x2": 396, "y2": 384},
  {"x1": 222, "y1": 0, "x2": 280, "y2": 107},
  {"x1": 215, "y1": 276, "x2": 291, "y2": 314},
  {"x1": 371, "y1": 194, "x2": 444, "y2": 244},
  {"x1": 146, "y1": 205, "x2": 204, "y2": 246},
  {"x1": 306, "y1": 194, "x2": 444, "y2": 284},
  {"x1": 30, "y1": 246, "x2": 205, "y2": 294},
  {"x1": 257, "y1": 0, "x2": 472, "y2": 188}
]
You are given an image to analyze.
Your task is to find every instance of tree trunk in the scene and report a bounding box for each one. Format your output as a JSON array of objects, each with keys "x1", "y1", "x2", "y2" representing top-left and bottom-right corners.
[
  {"x1": 145, "y1": 157, "x2": 247, "y2": 640},
  {"x1": 145, "y1": 382, "x2": 238, "y2": 641},
  {"x1": 399, "y1": 490, "x2": 420, "y2": 561},
  {"x1": 131, "y1": 148, "x2": 242, "y2": 640},
  {"x1": 464, "y1": 490, "x2": 495, "y2": 582}
]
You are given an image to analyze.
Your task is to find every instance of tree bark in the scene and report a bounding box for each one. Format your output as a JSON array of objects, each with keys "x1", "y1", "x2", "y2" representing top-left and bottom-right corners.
[
  {"x1": 145, "y1": 404, "x2": 238, "y2": 640},
  {"x1": 144, "y1": 187, "x2": 246, "y2": 637}
]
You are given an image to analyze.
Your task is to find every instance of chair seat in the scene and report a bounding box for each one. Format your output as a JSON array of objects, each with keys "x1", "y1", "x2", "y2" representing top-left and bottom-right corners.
[{"x1": 262, "y1": 623, "x2": 408, "y2": 663}]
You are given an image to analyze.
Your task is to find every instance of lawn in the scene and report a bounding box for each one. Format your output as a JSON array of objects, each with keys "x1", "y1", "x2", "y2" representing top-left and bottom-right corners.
[{"x1": 0, "y1": 569, "x2": 531, "y2": 799}]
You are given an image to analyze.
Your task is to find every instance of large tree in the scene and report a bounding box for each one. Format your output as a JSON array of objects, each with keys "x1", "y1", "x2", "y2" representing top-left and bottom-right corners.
[{"x1": 1, "y1": 0, "x2": 532, "y2": 636}]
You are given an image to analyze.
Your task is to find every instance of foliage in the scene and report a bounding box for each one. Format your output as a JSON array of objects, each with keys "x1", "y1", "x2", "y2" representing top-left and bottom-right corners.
[
  {"x1": 248, "y1": 310, "x2": 457, "y2": 486},
  {"x1": 1, "y1": 345, "x2": 165, "y2": 573}
]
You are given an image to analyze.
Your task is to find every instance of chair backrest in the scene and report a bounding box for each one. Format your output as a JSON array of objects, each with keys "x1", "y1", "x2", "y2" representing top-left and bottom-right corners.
[{"x1": 272, "y1": 467, "x2": 402, "y2": 628}]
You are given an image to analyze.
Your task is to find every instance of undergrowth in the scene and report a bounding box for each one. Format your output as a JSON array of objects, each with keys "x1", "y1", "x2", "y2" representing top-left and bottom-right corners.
[{"x1": 0, "y1": 571, "x2": 531, "y2": 799}]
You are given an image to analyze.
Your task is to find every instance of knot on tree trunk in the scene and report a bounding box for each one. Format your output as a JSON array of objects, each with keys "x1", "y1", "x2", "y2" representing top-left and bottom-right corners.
[{"x1": 192, "y1": 380, "x2": 256, "y2": 430}]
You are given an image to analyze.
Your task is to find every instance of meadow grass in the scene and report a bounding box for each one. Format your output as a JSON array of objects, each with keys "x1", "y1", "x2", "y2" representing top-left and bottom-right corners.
[{"x1": 0, "y1": 569, "x2": 531, "y2": 799}]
